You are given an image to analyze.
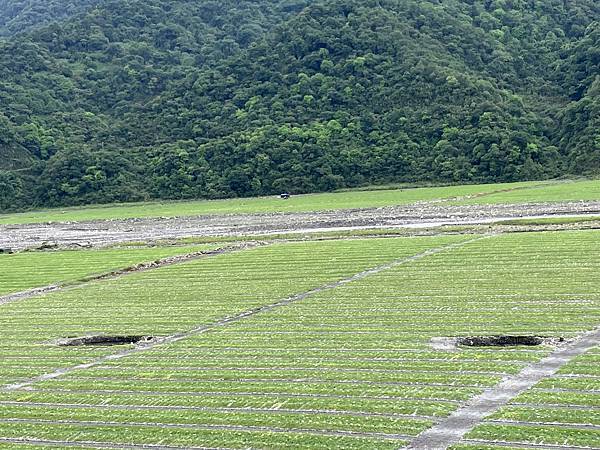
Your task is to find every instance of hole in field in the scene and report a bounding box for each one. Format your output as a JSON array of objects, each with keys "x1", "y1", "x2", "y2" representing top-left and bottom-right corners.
[
  {"x1": 457, "y1": 335, "x2": 547, "y2": 347},
  {"x1": 57, "y1": 335, "x2": 156, "y2": 347}
]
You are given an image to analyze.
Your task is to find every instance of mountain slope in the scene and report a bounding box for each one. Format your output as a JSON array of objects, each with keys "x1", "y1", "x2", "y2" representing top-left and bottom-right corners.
[
  {"x1": 0, "y1": 0, "x2": 598, "y2": 211},
  {"x1": 0, "y1": 0, "x2": 103, "y2": 36}
]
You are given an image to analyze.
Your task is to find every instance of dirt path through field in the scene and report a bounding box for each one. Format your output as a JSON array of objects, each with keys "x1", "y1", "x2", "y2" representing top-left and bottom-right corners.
[
  {"x1": 402, "y1": 326, "x2": 600, "y2": 450},
  {"x1": 1, "y1": 201, "x2": 599, "y2": 250},
  {"x1": 2, "y1": 235, "x2": 490, "y2": 392}
]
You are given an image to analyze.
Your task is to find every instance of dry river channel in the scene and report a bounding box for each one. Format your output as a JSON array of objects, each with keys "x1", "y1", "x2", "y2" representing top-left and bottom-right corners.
[{"x1": 1, "y1": 200, "x2": 600, "y2": 251}]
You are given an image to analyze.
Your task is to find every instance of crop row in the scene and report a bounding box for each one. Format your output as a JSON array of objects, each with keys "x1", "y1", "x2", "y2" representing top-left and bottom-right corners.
[
  {"x1": 465, "y1": 423, "x2": 600, "y2": 448},
  {"x1": 0, "y1": 236, "x2": 465, "y2": 386},
  {"x1": 465, "y1": 344, "x2": 600, "y2": 448},
  {"x1": 33, "y1": 378, "x2": 482, "y2": 400},
  {"x1": 0, "y1": 244, "x2": 218, "y2": 296},
  {"x1": 0, "y1": 421, "x2": 403, "y2": 450},
  {"x1": 0, "y1": 231, "x2": 599, "y2": 448}
]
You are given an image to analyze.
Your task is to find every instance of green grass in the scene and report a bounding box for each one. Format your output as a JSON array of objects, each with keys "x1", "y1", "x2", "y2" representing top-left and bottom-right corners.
[
  {"x1": 452, "y1": 445, "x2": 541, "y2": 450},
  {"x1": 466, "y1": 423, "x2": 600, "y2": 448},
  {"x1": 0, "y1": 181, "x2": 546, "y2": 225},
  {"x1": 467, "y1": 343, "x2": 600, "y2": 448},
  {"x1": 0, "y1": 244, "x2": 217, "y2": 296},
  {"x1": 454, "y1": 178, "x2": 600, "y2": 204},
  {"x1": 489, "y1": 406, "x2": 600, "y2": 426},
  {"x1": 0, "y1": 231, "x2": 598, "y2": 448},
  {"x1": 0, "y1": 423, "x2": 402, "y2": 450},
  {"x1": 492, "y1": 215, "x2": 600, "y2": 226},
  {"x1": 1, "y1": 179, "x2": 599, "y2": 226}
]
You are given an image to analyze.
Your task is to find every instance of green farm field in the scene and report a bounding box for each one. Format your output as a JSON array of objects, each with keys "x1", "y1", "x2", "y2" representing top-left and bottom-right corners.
[
  {"x1": 2, "y1": 178, "x2": 598, "y2": 225},
  {"x1": 0, "y1": 244, "x2": 218, "y2": 297},
  {"x1": 0, "y1": 227, "x2": 598, "y2": 449}
]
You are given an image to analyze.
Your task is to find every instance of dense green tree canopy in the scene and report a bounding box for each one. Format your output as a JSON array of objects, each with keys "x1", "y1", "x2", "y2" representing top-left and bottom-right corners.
[
  {"x1": 0, "y1": 0, "x2": 598, "y2": 210},
  {"x1": 0, "y1": 0, "x2": 102, "y2": 36}
]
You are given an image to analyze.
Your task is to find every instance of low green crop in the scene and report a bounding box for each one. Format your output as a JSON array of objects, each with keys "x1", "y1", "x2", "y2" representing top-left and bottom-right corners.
[
  {"x1": 0, "y1": 230, "x2": 598, "y2": 448},
  {"x1": 0, "y1": 244, "x2": 217, "y2": 296}
]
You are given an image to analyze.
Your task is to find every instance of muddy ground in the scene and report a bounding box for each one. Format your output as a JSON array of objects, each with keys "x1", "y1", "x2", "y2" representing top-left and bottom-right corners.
[{"x1": 1, "y1": 201, "x2": 600, "y2": 251}]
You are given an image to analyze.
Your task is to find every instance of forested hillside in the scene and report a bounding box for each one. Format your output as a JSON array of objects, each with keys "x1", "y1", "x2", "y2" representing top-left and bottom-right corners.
[
  {"x1": 0, "y1": 0, "x2": 102, "y2": 36},
  {"x1": 0, "y1": 0, "x2": 598, "y2": 211}
]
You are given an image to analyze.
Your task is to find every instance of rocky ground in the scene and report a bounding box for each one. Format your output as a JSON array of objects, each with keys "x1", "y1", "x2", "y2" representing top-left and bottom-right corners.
[{"x1": 2, "y1": 200, "x2": 600, "y2": 251}]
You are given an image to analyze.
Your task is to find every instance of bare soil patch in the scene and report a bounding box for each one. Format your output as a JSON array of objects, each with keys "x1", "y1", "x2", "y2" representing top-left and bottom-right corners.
[
  {"x1": 431, "y1": 335, "x2": 567, "y2": 351},
  {"x1": 457, "y1": 335, "x2": 546, "y2": 347},
  {"x1": 56, "y1": 335, "x2": 156, "y2": 347}
]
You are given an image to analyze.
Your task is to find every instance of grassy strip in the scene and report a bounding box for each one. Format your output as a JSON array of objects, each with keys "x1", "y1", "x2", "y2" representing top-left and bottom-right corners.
[
  {"x1": 512, "y1": 390, "x2": 600, "y2": 407},
  {"x1": 489, "y1": 405, "x2": 600, "y2": 426},
  {"x1": 0, "y1": 181, "x2": 549, "y2": 225},
  {"x1": 33, "y1": 379, "x2": 482, "y2": 401},
  {"x1": 492, "y1": 216, "x2": 600, "y2": 226},
  {"x1": 466, "y1": 423, "x2": 600, "y2": 448},
  {"x1": 0, "y1": 422, "x2": 403, "y2": 449},
  {"x1": 55, "y1": 368, "x2": 501, "y2": 387},
  {"x1": 96, "y1": 357, "x2": 525, "y2": 373},
  {"x1": 106, "y1": 347, "x2": 544, "y2": 362},
  {"x1": 536, "y1": 377, "x2": 600, "y2": 391},
  {"x1": 0, "y1": 390, "x2": 458, "y2": 418},
  {"x1": 453, "y1": 179, "x2": 600, "y2": 205},
  {"x1": 0, "y1": 404, "x2": 432, "y2": 436}
]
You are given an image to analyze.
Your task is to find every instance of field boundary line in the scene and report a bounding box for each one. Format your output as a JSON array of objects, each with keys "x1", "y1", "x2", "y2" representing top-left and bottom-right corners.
[
  {"x1": 401, "y1": 326, "x2": 600, "y2": 450},
  {"x1": 1, "y1": 235, "x2": 491, "y2": 391},
  {"x1": 0, "y1": 285, "x2": 61, "y2": 307},
  {"x1": 0, "y1": 242, "x2": 263, "y2": 307}
]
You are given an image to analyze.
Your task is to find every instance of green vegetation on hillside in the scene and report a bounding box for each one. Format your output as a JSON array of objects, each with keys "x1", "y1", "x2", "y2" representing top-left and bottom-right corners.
[
  {"x1": 0, "y1": 0, "x2": 598, "y2": 211},
  {"x1": 0, "y1": 0, "x2": 101, "y2": 36}
]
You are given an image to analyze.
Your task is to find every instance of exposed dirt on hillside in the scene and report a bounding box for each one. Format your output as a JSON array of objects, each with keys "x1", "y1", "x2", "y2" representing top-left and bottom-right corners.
[{"x1": 1, "y1": 201, "x2": 599, "y2": 250}]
